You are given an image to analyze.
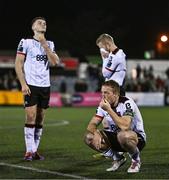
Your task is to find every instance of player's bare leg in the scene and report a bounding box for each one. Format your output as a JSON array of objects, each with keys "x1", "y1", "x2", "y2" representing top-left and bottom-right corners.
[
  {"x1": 33, "y1": 107, "x2": 45, "y2": 160},
  {"x1": 24, "y1": 105, "x2": 37, "y2": 161},
  {"x1": 117, "y1": 130, "x2": 141, "y2": 173}
]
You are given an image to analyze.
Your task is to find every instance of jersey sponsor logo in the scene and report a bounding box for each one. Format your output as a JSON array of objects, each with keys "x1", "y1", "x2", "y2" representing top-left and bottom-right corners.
[
  {"x1": 110, "y1": 124, "x2": 120, "y2": 132},
  {"x1": 36, "y1": 54, "x2": 49, "y2": 70},
  {"x1": 36, "y1": 55, "x2": 47, "y2": 61}
]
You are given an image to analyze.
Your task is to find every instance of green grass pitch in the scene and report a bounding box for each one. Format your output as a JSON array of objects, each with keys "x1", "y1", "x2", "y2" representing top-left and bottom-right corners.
[{"x1": 0, "y1": 106, "x2": 169, "y2": 179}]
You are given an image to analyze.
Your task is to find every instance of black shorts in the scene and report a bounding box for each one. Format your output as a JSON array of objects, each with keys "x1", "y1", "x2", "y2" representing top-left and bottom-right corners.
[
  {"x1": 103, "y1": 130, "x2": 146, "y2": 152},
  {"x1": 24, "y1": 85, "x2": 50, "y2": 109}
]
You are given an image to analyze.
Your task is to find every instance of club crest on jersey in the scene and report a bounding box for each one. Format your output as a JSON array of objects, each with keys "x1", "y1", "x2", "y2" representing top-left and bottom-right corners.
[
  {"x1": 17, "y1": 41, "x2": 24, "y2": 52},
  {"x1": 107, "y1": 58, "x2": 112, "y2": 68}
]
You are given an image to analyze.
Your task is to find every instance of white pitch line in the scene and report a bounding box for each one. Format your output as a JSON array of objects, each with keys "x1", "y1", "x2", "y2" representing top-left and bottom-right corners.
[
  {"x1": 0, "y1": 120, "x2": 69, "y2": 129},
  {"x1": 0, "y1": 162, "x2": 89, "y2": 179},
  {"x1": 45, "y1": 120, "x2": 69, "y2": 127}
]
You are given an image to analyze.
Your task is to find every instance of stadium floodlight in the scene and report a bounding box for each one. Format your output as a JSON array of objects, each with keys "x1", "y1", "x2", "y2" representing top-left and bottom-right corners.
[
  {"x1": 155, "y1": 33, "x2": 169, "y2": 58},
  {"x1": 160, "y1": 35, "x2": 168, "y2": 42}
]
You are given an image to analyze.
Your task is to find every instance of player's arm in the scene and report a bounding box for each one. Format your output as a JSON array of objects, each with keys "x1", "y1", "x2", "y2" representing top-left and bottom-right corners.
[
  {"x1": 86, "y1": 115, "x2": 104, "y2": 149},
  {"x1": 87, "y1": 115, "x2": 103, "y2": 134},
  {"x1": 102, "y1": 57, "x2": 121, "y2": 79},
  {"x1": 37, "y1": 33, "x2": 59, "y2": 66},
  {"x1": 41, "y1": 40, "x2": 59, "y2": 66},
  {"x1": 102, "y1": 60, "x2": 114, "y2": 79},
  {"x1": 15, "y1": 53, "x2": 31, "y2": 95},
  {"x1": 100, "y1": 48, "x2": 109, "y2": 59},
  {"x1": 107, "y1": 110, "x2": 131, "y2": 130},
  {"x1": 100, "y1": 99, "x2": 132, "y2": 130},
  {"x1": 102, "y1": 66, "x2": 112, "y2": 79}
]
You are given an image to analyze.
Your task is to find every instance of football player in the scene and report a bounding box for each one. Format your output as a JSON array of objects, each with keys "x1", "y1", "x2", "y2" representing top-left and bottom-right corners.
[
  {"x1": 15, "y1": 17, "x2": 59, "y2": 161},
  {"x1": 84, "y1": 80, "x2": 146, "y2": 173}
]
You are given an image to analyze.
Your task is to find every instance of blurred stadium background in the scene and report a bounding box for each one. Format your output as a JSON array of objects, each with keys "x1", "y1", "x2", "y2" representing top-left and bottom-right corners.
[
  {"x1": 0, "y1": 50, "x2": 169, "y2": 107},
  {"x1": 0, "y1": 50, "x2": 169, "y2": 178}
]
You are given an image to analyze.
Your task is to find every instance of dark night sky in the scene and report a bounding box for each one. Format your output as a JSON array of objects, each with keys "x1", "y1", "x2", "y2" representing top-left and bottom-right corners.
[{"x1": 1, "y1": 0, "x2": 169, "y2": 59}]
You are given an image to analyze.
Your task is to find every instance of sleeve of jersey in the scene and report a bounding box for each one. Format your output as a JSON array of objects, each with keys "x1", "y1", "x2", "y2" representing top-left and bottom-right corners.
[
  {"x1": 95, "y1": 107, "x2": 104, "y2": 121},
  {"x1": 17, "y1": 39, "x2": 27, "y2": 55},
  {"x1": 50, "y1": 41, "x2": 56, "y2": 53},
  {"x1": 102, "y1": 57, "x2": 117, "y2": 79},
  {"x1": 123, "y1": 100, "x2": 135, "y2": 118}
]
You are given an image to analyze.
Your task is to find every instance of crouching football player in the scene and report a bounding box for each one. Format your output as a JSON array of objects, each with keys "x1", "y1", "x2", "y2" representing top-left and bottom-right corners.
[{"x1": 84, "y1": 80, "x2": 146, "y2": 173}]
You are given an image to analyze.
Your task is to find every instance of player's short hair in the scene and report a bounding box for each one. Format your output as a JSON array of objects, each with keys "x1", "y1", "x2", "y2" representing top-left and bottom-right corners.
[
  {"x1": 31, "y1": 16, "x2": 46, "y2": 26},
  {"x1": 102, "y1": 80, "x2": 120, "y2": 95},
  {"x1": 96, "y1": 33, "x2": 114, "y2": 45}
]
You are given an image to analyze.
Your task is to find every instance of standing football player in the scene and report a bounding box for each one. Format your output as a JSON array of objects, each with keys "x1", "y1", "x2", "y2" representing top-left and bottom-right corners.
[
  {"x1": 96, "y1": 33, "x2": 126, "y2": 96},
  {"x1": 15, "y1": 17, "x2": 59, "y2": 161}
]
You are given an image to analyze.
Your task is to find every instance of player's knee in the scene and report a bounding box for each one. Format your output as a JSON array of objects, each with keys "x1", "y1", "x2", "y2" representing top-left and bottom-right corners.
[
  {"x1": 117, "y1": 130, "x2": 138, "y2": 146},
  {"x1": 84, "y1": 132, "x2": 94, "y2": 146},
  {"x1": 98, "y1": 130, "x2": 110, "y2": 151},
  {"x1": 117, "y1": 131, "x2": 130, "y2": 145},
  {"x1": 99, "y1": 140, "x2": 109, "y2": 151},
  {"x1": 26, "y1": 112, "x2": 36, "y2": 123}
]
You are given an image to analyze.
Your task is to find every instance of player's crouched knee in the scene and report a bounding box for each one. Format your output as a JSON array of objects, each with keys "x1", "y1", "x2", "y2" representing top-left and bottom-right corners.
[
  {"x1": 117, "y1": 130, "x2": 138, "y2": 146},
  {"x1": 84, "y1": 130, "x2": 109, "y2": 151},
  {"x1": 84, "y1": 131, "x2": 94, "y2": 146}
]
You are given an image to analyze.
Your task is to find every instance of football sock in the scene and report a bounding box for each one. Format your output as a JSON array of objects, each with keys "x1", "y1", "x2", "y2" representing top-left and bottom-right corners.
[
  {"x1": 24, "y1": 124, "x2": 36, "y2": 153},
  {"x1": 129, "y1": 147, "x2": 140, "y2": 162},
  {"x1": 103, "y1": 148, "x2": 114, "y2": 157},
  {"x1": 34, "y1": 125, "x2": 43, "y2": 150},
  {"x1": 103, "y1": 149, "x2": 124, "y2": 160}
]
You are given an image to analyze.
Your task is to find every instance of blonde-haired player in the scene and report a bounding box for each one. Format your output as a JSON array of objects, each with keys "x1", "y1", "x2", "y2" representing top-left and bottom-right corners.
[
  {"x1": 84, "y1": 80, "x2": 146, "y2": 173},
  {"x1": 93, "y1": 33, "x2": 127, "y2": 170}
]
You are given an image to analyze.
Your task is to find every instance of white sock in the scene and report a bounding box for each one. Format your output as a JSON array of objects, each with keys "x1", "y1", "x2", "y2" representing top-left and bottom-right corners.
[
  {"x1": 103, "y1": 149, "x2": 114, "y2": 157},
  {"x1": 34, "y1": 128, "x2": 43, "y2": 150},
  {"x1": 103, "y1": 150, "x2": 124, "y2": 160},
  {"x1": 129, "y1": 147, "x2": 140, "y2": 162},
  {"x1": 24, "y1": 127, "x2": 37, "y2": 153}
]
